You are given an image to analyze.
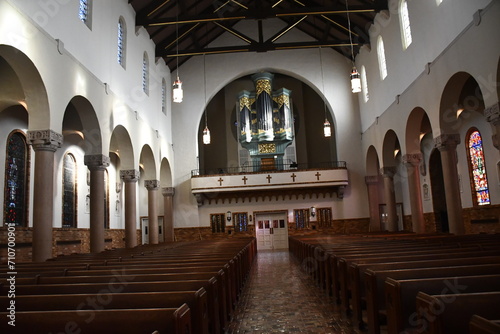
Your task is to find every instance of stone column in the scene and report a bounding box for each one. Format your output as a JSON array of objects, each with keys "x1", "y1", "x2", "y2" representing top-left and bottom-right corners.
[
  {"x1": 27, "y1": 130, "x2": 62, "y2": 262},
  {"x1": 84, "y1": 154, "x2": 110, "y2": 253},
  {"x1": 485, "y1": 102, "x2": 500, "y2": 150},
  {"x1": 145, "y1": 180, "x2": 160, "y2": 244},
  {"x1": 162, "y1": 187, "x2": 175, "y2": 242},
  {"x1": 365, "y1": 175, "x2": 381, "y2": 232},
  {"x1": 403, "y1": 153, "x2": 426, "y2": 233},
  {"x1": 380, "y1": 167, "x2": 398, "y2": 232},
  {"x1": 434, "y1": 134, "x2": 464, "y2": 235},
  {"x1": 120, "y1": 170, "x2": 140, "y2": 248}
]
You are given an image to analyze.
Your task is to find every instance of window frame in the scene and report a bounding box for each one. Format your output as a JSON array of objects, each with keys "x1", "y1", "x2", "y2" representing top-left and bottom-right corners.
[
  {"x1": 361, "y1": 65, "x2": 369, "y2": 103},
  {"x1": 399, "y1": 0, "x2": 413, "y2": 50},
  {"x1": 117, "y1": 17, "x2": 126, "y2": 68},
  {"x1": 210, "y1": 213, "x2": 226, "y2": 233},
  {"x1": 79, "y1": 0, "x2": 92, "y2": 29},
  {"x1": 377, "y1": 35, "x2": 388, "y2": 80},
  {"x1": 142, "y1": 52, "x2": 149, "y2": 95}
]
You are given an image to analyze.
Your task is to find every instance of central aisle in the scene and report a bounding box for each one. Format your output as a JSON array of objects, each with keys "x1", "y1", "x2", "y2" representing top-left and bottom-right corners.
[{"x1": 226, "y1": 250, "x2": 358, "y2": 333}]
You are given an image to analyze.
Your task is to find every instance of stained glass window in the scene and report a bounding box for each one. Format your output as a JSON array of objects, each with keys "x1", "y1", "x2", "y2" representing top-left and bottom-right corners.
[
  {"x1": 79, "y1": 0, "x2": 89, "y2": 23},
  {"x1": 467, "y1": 129, "x2": 490, "y2": 205},
  {"x1": 117, "y1": 18, "x2": 126, "y2": 67},
  {"x1": 161, "y1": 79, "x2": 167, "y2": 115},
  {"x1": 62, "y1": 153, "x2": 77, "y2": 228},
  {"x1": 142, "y1": 52, "x2": 149, "y2": 94},
  {"x1": 4, "y1": 132, "x2": 29, "y2": 227},
  {"x1": 233, "y1": 213, "x2": 248, "y2": 232},
  {"x1": 317, "y1": 208, "x2": 332, "y2": 228},
  {"x1": 294, "y1": 209, "x2": 310, "y2": 229},
  {"x1": 210, "y1": 213, "x2": 225, "y2": 233},
  {"x1": 104, "y1": 170, "x2": 110, "y2": 229}
]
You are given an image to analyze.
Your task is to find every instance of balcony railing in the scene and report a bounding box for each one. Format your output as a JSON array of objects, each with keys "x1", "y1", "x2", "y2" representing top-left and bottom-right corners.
[{"x1": 191, "y1": 160, "x2": 347, "y2": 177}]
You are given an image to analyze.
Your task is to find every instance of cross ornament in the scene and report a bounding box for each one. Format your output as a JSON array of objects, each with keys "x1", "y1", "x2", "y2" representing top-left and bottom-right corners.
[
  {"x1": 290, "y1": 173, "x2": 297, "y2": 182},
  {"x1": 242, "y1": 176, "x2": 248, "y2": 185},
  {"x1": 218, "y1": 177, "x2": 224, "y2": 186},
  {"x1": 266, "y1": 175, "x2": 272, "y2": 183},
  {"x1": 315, "y1": 172, "x2": 321, "y2": 180}
]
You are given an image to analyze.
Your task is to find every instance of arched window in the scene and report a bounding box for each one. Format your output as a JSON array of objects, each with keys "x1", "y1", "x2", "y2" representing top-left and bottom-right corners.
[
  {"x1": 377, "y1": 36, "x2": 388, "y2": 80},
  {"x1": 467, "y1": 129, "x2": 490, "y2": 205},
  {"x1": 161, "y1": 78, "x2": 167, "y2": 115},
  {"x1": 79, "y1": 0, "x2": 92, "y2": 28},
  {"x1": 361, "y1": 65, "x2": 369, "y2": 103},
  {"x1": 62, "y1": 153, "x2": 77, "y2": 228},
  {"x1": 399, "y1": 0, "x2": 413, "y2": 49},
  {"x1": 117, "y1": 17, "x2": 126, "y2": 67},
  {"x1": 4, "y1": 131, "x2": 30, "y2": 227},
  {"x1": 142, "y1": 52, "x2": 149, "y2": 95}
]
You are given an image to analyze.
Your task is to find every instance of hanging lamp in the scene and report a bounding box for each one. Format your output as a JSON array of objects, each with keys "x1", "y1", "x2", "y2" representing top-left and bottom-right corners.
[
  {"x1": 346, "y1": 0, "x2": 361, "y2": 93},
  {"x1": 319, "y1": 47, "x2": 331, "y2": 137},
  {"x1": 172, "y1": 1, "x2": 183, "y2": 103},
  {"x1": 202, "y1": 54, "x2": 211, "y2": 144}
]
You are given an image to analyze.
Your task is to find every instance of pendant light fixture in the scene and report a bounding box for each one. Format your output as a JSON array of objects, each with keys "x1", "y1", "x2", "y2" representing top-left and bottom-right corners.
[
  {"x1": 346, "y1": 0, "x2": 361, "y2": 93},
  {"x1": 172, "y1": 1, "x2": 183, "y2": 103},
  {"x1": 202, "y1": 54, "x2": 211, "y2": 145},
  {"x1": 319, "y1": 47, "x2": 331, "y2": 137}
]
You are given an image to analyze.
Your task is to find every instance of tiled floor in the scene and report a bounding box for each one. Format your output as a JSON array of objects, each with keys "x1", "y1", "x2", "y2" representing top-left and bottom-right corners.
[{"x1": 225, "y1": 250, "x2": 359, "y2": 334}]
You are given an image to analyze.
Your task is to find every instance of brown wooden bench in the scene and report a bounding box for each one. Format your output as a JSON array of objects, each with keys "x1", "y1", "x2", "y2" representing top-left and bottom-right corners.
[
  {"x1": 364, "y1": 263, "x2": 500, "y2": 334},
  {"x1": 346, "y1": 254, "x2": 500, "y2": 328},
  {"x1": 0, "y1": 279, "x2": 219, "y2": 334},
  {"x1": 0, "y1": 289, "x2": 207, "y2": 334},
  {"x1": 385, "y1": 274, "x2": 500, "y2": 334},
  {"x1": 0, "y1": 304, "x2": 191, "y2": 334},
  {"x1": 416, "y1": 291, "x2": 500, "y2": 334},
  {"x1": 470, "y1": 315, "x2": 500, "y2": 334}
]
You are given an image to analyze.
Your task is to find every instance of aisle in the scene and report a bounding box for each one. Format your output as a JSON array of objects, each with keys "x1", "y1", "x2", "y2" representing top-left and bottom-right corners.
[{"x1": 226, "y1": 250, "x2": 358, "y2": 333}]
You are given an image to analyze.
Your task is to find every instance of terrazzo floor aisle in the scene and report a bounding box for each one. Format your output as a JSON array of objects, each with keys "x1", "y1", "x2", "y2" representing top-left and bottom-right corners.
[{"x1": 225, "y1": 250, "x2": 359, "y2": 334}]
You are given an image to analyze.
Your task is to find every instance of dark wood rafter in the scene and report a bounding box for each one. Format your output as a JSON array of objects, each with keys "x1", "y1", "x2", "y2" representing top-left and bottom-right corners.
[{"x1": 129, "y1": 0, "x2": 388, "y2": 72}]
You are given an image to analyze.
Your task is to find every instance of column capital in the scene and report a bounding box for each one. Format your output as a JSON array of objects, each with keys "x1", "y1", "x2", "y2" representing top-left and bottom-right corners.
[
  {"x1": 145, "y1": 179, "x2": 160, "y2": 190},
  {"x1": 27, "y1": 129, "x2": 62, "y2": 152},
  {"x1": 434, "y1": 133, "x2": 460, "y2": 152},
  {"x1": 403, "y1": 153, "x2": 422, "y2": 167},
  {"x1": 380, "y1": 167, "x2": 396, "y2": 178},
  {"x1": 365, "y1": 175, "x2": 379, "y2": 185},
  {"x1": 120, "y1": 169, "x2": 140, "y2": 183},
  {"x1": 84, "y1": 154, "x2": 110, "y2": 170},
  {"x1": 485, "y1": 102, "x2": 500, "y2": 125},
  {"x1": 162, "y1": 187, "x2": 175, "y2": 197}
]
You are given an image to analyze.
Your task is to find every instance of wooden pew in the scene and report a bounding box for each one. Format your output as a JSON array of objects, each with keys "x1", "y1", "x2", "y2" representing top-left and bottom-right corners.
[
  {"x1": 416, "y1": 291, "x2": 500, "y2": 334},
  {"x1": 0, "y1": 290, "x2": 207, "y2": 334},
  {"x1": 470, "y1": 315, "x2": 500, "y2": 334},
  {"x1": 385, "y1": 274, "x2": 500, "y2": 334},
  {"x1": 364, "y1": 264, "x2": 500, "y2": 334},
  {"x1": 0, "y1": 279, "x2": 220, "y2": 334},
  {"x1": 0, "y1": 304, "x2": 191, "y2": 334},
  {"x1": 347, "y1": 254, "x2": 500, "y2": 328}
]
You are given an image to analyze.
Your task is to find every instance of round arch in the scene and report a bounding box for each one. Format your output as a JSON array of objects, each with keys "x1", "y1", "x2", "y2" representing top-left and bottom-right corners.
[
  {"x1": 109, "y1": 125, "x2": 135, "y2": 170},
  {"x1": 0, "y1": 45, "x2": 50, "y2": 129}
]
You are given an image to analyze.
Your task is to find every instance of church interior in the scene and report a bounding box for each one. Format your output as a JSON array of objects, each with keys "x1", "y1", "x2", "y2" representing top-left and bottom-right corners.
[{"x1": 0, "y1": 0, "x2": 499, "y2": 332}]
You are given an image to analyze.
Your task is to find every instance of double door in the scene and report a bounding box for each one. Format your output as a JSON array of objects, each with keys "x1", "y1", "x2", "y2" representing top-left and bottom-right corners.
[{"x1": 255, "y1": 212, "x2": 289, "y2": 250}]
